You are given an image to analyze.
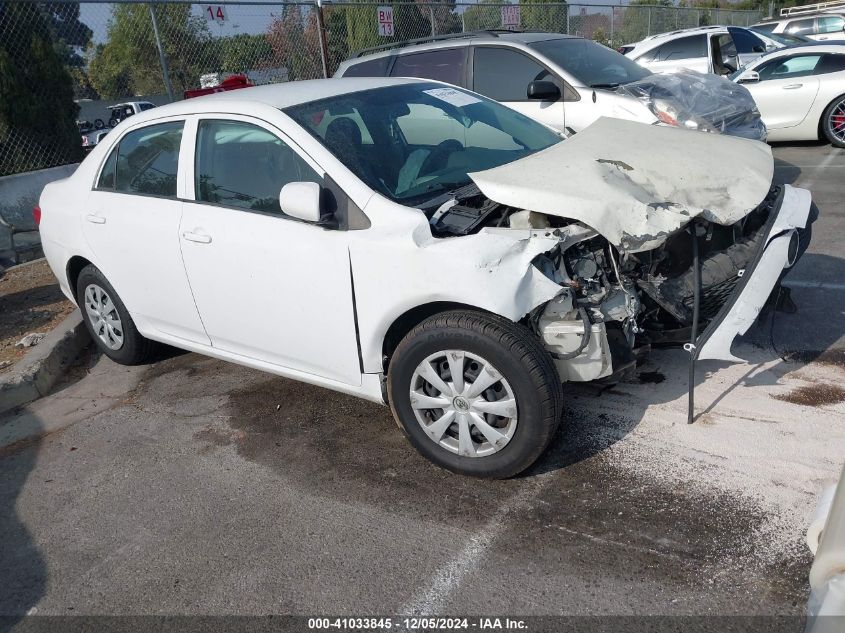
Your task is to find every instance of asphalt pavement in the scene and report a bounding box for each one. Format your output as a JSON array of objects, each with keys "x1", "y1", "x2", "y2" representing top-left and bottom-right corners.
[{"x1": 0, "y1": 142, "x2": 843, "y2": 629}]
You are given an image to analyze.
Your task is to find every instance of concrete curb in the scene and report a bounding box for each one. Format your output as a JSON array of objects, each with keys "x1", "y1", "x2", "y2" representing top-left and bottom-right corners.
[{"x1": 0, "y1": 310, "x2": 89, "y2": 416}]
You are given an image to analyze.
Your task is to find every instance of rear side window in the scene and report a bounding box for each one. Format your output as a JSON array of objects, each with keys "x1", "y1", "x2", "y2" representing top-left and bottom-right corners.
[
  {"x1": 785, "y1": 18, "x2": 815, "y2": 35},
  {"x1": 473, "y1": 47, "x2": 554, "y2": 101},
  {"x1": 97, "y1": 121, "x2": 183, "y2": 197},
  {"x1": 342, "y1": 56, "x2": 390, "y2": 78},
  {"x1": 649, "y1": 35, "x2": 707, "y2": 62},
  {"x1": 390, "y1": 49, "x2": 466, "y2": 86},
  {"x1": 818, "y1": 15, "x2": 845, "y2": 34},
  {"x1": 752, "y1": 23, "x2": 777, "y2": 34}
]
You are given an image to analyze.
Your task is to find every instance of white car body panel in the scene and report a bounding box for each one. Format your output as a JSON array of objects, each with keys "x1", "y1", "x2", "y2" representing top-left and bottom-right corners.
[
  {"x1": 734, "y1": 44, "x2": 845, "y2": 141},
  {"x1": 469, "y1": 117, "x2": 774, "y2": 252},
  {"x1": 38, "y1": 78, "x2": 811, "y2": 410},
  {"x1": 697, "y1": 185, "x2": 811, "y2": 361}
]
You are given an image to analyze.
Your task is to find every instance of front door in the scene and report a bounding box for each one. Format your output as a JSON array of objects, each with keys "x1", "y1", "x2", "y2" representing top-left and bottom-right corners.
[
  {"x1": 472, "y1": 46, "x2": 566, "y2": 132},
  {"x1": 747, "y1": 54, "x2": 823, "y2": 129},
  {"x1": 178, "y1": 116, "x2": 362, "y2": 385}
]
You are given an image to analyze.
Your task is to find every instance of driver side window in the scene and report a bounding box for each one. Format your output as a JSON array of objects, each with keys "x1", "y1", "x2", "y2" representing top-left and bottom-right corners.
[
  {"x1": 194, "y1": 120, "x2": 321, "y2": 216},
  {"x1": 757, "y1": 55, "x2": 823, "y2": 81}
]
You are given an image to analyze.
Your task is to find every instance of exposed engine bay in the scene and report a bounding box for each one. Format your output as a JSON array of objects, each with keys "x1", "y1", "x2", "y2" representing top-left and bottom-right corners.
[{"x1": 426, "y1": 183, "x2": 783, "y2": 382}]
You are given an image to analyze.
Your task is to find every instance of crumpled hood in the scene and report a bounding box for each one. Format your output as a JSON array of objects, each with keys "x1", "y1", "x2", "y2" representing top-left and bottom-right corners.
[{"x1": 469, "y1": 117, "x2": 774, "y2": 252}]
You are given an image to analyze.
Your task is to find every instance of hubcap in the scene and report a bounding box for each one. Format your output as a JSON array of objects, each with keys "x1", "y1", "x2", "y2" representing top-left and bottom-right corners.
[
  {"x1": 83, "y1": 284, "x2": 124, "y2": 350},
  {"x1": 409, "y1": 350, "x2": 518, "y2": 458},
  {"x1": 830, "y1": 98, "x2": 845, "y2": 144}
]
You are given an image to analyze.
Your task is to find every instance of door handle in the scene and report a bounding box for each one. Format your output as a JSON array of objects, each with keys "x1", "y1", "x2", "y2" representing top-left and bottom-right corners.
[
  {"x1": 783, "y1": 84, "x2": 803, "y2": 90},
  {"x1": 182, "y1": 231, "x2": 212, "y2": 244},
  {"x1": 86, "y1": 214, "x2": 106, "y2": 224}
]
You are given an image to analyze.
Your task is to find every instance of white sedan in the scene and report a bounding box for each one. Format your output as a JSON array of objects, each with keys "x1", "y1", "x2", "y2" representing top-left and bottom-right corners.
[
  {"x1": 732, "y1": 44, "x2": 845, "y2": 146},
  {"x1": 38, "y1": 78, "x2": 813, "y2": 477}
]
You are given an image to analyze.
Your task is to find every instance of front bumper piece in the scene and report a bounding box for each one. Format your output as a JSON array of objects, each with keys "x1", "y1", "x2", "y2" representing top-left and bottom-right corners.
[{"x1": 694, "y1": 184, "x2": 812, "y2": 362}]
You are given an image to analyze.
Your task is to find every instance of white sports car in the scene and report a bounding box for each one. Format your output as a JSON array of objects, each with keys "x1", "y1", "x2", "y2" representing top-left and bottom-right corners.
[
  {"x1": 38, "y1": 78, "x2": 813, "y2": 477},
  {"x1": 732, "y1": 44, "x2": 845, "y2": 146}
]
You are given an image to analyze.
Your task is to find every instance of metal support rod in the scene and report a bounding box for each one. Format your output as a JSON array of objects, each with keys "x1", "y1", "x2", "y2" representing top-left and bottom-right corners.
[
  {"x1": 687, "y1": 224, "x2": 702, "y2": 425},
  {"x1": 148, "y1": 3, "x2": 175, "y2": 102},
  {"x1": 315, "y1": 0, "x2": 330, "y2": 79},
  {"x1": 428, "y1": 5, "x2": 436, "y2": 36}
]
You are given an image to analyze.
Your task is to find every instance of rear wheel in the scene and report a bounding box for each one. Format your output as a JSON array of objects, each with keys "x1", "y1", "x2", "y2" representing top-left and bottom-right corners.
[
  {"x1": 387, "y1": 311, "x2": 563, "y2": 478},
  {"x1": 76, "y1": 265, "x2": 159, "y2": 365},
  {"x1": 821, "y1": 95, "x2": 845, "y2": 148}
]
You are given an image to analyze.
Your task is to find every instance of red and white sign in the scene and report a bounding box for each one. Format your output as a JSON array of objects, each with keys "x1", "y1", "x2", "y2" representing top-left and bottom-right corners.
[
  {"x1": 377, "y1": 6, "x2": 394, "y2": 37},
  {"x1": 203, "y1": 4, "x2": 227, "y2": 22},
  {"x1": 501, "y1": 5, "x2": 520, "y2": 30}
]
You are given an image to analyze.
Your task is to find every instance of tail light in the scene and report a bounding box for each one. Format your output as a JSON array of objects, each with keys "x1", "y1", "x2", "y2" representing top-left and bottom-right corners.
[{"x1": 33, "y1": 206, "x2": 41, "y2": 226}]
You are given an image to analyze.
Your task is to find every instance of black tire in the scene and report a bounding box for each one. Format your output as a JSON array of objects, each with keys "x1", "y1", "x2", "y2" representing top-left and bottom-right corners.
[
  {"x1": 108, "y1": 116, "x2": 119, "y2": 129},
  {"x1": 94, "y1": 118, "x2": 105, "y2": 130},
  {"x1": 387, "y1": 310, "x2": 563, "y2": 479},
  {"x1": 76, "y1": 264, "x2": 159, "y2": 365},
  {"x1": 821, "y1": 94, "x2": 845, "y2": 148}
]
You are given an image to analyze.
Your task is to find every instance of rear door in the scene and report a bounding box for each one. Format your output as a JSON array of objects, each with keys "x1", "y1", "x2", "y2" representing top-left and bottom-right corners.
[
  {"x1": 815, "y1": 15, "x2": 845, "y2": 41},
  {"x1": 746, "y1": 53, "x2": 823, "y2": 129},
  {"x1": 83, "y1": 119, "x2": 210, "y2": 344},
  {"x1": 636, "y1": 34, "x2": 709, "y2": 73},
  {"x1": 388, "y1": 48, "x2": 469, "y2": 88},
  {"x1": 471, "y1": 46, "x2": 566, "y2": 131}
]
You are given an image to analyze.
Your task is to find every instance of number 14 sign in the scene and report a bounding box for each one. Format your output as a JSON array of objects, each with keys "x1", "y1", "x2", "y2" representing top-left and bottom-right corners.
[{"x1": 203, "y1": 4, "x2": 227, "y2": 22}]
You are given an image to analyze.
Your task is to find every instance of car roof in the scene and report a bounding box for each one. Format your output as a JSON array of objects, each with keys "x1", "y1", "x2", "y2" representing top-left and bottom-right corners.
[
  {"x1": 757, "y1": 10, "x2": 845, "y2": 24},
  {"x1": 110, "y1": 78, "x2": 425, "y2": 124},
  {"x1": 345, "y1": 31, "x2": 580, "y2": 63},
  {"x1": 753, "y1": 42, "x2": 845, "y2": 58},
  {"x1": 625, "y1": 24, "x2": 731, "y2": 52}
]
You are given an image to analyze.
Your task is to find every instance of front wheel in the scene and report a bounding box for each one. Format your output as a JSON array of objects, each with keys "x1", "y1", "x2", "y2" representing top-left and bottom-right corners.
[
  {"x1": 387, "y1": 311, "x2": 563, "y2": 478},
  {"x1": 821, "y1": 95, "x2": 845, "y2": 148}
]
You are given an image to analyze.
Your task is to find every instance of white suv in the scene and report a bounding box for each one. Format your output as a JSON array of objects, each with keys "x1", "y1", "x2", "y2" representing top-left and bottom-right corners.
[{"x1": 625, "y1": 26, "x2": 773, "y2": 75}]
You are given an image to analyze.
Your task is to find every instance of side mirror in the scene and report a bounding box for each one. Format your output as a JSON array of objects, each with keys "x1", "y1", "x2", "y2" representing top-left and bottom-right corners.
[
  {"x1": 279, "y1": 182, "x2": 322, "y2": 223},
  {"x1": 752, "y1": 45, "x2": 766, "y2": 53},
  {"x1": 527, "y1": 80, "x2": 561, "y2": 101},
  {"x1": 738, "y1": 70, "x2": 760, "y2": 84}
]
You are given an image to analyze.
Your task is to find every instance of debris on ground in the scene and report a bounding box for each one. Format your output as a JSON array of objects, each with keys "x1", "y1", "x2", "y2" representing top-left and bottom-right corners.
[
  {"x1": 15, "y1": 332, "x2": 46, "y2": 349},
  {"x1": 0, "y1": 259, "x2": 74, "y2": 372}
]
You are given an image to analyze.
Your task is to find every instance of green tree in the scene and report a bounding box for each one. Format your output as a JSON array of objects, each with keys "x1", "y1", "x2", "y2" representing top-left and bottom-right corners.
[
  {"x1": 618, "y1": 0, "x2": 673, "y2": 45},
  {"x1": 267, "y1": 4, "x2": 321, "y2": 80},
  {"x1": 345, "y1": 4, "x2": 432, "y2": 54},
  {"x1": 88, "y1": 4, "x2": 218, "y2": 100},
  {"x1": 0, "y1": 2, "x2": 82, "y2": 175},
  {"x1": 521, "y1": 0, "x2": 568, "y2": 33},
  {"x1": 218, "y1": 34, "x2": 273, "y2": 74},
  {"x1": 462, "y1": 0, "x2": 502, "y2": 32}
]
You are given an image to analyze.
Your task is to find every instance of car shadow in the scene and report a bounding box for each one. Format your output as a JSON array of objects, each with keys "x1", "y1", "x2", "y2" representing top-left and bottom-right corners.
[{"x1": 527, "y1": 250, "x2": 845, "y2": 477}]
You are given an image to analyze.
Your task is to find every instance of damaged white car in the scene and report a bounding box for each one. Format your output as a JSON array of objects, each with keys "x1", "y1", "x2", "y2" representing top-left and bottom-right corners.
[{"x1": 38, "y1": 78, "x2": 814, "y2": 478}]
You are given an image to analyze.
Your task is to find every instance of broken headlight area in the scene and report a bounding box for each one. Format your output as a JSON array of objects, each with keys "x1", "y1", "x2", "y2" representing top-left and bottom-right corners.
[{"x1": 526, "y1": 187, "x2": 783, "y2": 381}]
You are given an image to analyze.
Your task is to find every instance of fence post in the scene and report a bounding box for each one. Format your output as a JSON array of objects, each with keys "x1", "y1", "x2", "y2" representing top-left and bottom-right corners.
[
  {"x1": 566, "y1": 6, "x2": 570, "y2": 35},
  {"x1": 647, "y1": 7, "x2": 651, "y2": 36},
  {"x1": 148, "y1": 4, "x2": 175, "y2": 102},
  {"x1": 428, "y1": 5, "x2": 436, "y2": 36},
  {"x1": 610, "y1": 8, "x2": 614, "y2": 48},
  {"x1": 315, "y1": 0, "x2": 329, "y2": 79}
]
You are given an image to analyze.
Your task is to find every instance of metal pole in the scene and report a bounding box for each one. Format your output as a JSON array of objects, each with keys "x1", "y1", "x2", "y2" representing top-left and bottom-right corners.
[
  {"x1": 428, "y1": 5, "x2": 436, "y2": 36},
  {"x1": 566, "y1": 6, "x2": 570, "y2": 35},
  {"x1": 610, "y1": 8, "x2": 614, "y2": 48},
  {"x1": 148, "y1": 4, "x2": 175, "y2": 102},
  {"x1": 315, "y1": 0, "x2": 329, "y2": 79},
  {"x1": 647, "y1": 7, "x2": 651, "y2": 36}
]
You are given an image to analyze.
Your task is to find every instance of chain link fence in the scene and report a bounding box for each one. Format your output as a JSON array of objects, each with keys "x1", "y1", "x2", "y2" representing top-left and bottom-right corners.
[{"x1": 0, "y1": 0, "x2": 762, "y2": 177}]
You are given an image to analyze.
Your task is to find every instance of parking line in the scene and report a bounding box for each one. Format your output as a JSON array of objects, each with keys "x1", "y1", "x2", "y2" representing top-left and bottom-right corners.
[
  {"x1": 398, "y1": 477, "x2": 549, "y2": 617},
  {"x1": 797, "y1": 148, "x2": 843, "y2": 190}
]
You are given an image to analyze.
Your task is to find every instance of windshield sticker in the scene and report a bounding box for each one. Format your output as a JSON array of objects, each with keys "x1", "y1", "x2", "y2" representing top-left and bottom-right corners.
[{"x1": 423, "y1": 87, "x2": 481, "y2": 107}]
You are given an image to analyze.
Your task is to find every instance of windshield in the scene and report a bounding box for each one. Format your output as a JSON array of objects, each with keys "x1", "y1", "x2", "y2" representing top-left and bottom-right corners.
[
  {"x1": 531, "y1": 38, "x2": 651, "y2": 88},
  {"x1": 284, "y1": 83, "x2": 561, "y2": 205}
]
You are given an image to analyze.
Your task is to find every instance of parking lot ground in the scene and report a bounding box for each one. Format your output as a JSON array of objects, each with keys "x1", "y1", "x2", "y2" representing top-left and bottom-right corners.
[{"x1": 0, "y1": 144, "x2": 843, "y2": 623}]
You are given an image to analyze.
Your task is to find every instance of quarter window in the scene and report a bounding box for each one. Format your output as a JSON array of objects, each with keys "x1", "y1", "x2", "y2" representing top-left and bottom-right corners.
[
  {"x1": 343, "y1": 56, "x2": 391, "y2": 77},
  {"x1": 817, "y1": 54, "x2": 845, "y2": 74},
  {"x1": 194, "y1": 120, "x2": 321, "y2": 216},
  {"x1": 97, "y1": 121, "x2": 183, "y2": 197},
  {"x1": 473, "y1": 47, "x2": 554, "y2": 101},
  {"x1": 390, "y1": 49, "x2": 466, "y2": 86},
  {"x1": 728, "y1": 27, "x2": 766, "y2": 54}
]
